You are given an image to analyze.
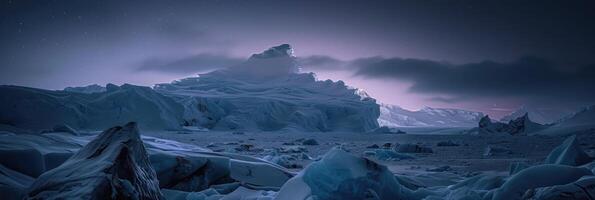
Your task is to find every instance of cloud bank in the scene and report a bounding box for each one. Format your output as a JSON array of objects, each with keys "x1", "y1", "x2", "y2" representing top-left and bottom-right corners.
[{"x1": 299, "y1": 55, "x2": 595, "y2": 106}]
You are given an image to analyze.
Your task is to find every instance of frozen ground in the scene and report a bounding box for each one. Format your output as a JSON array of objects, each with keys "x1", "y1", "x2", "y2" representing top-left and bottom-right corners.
[
  {"x1": 2, "y1": 124, "x2": 595, "y2": 199},
  {"x1": 145, "y1": 129, "x2": 595, "y2": 174}
]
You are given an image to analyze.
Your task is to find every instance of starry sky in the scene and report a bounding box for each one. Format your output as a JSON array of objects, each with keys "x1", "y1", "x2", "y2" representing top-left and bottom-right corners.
[{"x1": 1, "y1": 0, "x2": 595, "y2": 118}]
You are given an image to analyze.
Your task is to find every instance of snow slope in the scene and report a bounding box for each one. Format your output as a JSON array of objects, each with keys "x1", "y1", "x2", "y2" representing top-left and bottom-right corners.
[
  {"x1": 379, "y1": 104, "x2": 484, "y2": 127},
  {"x1": 535, "y1": 105, "x2": 595, "y2": 136},
  {"x1": 155, "y1": 44, "x2": 380, "y2": 132}
]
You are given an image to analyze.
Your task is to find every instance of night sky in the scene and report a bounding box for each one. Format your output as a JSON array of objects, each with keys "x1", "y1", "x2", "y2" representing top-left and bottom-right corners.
[{"x1": 2, "y1": 0, "x2": 595, "y2": 117}]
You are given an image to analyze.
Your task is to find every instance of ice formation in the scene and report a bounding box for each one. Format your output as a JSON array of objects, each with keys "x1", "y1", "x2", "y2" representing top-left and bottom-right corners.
[
  {"x1": 0, "y1": 164, "x2": 34, "y2": 200},
  {"x1": 26, "y1": 122, "x2": 163, "y2": 199},
  {"x1": 491, "y1": 164, "x2": 592, "y2": 200},
  {"x1": 0, "y1": 132, "x2": 85, "y2": 177},
  {"x1": 544, "y1": 135, "x2": 593, "y2": 166},
  {"x1": 531, "y1": 176, "x2": 595, "y2": 200},
  {"x1": 276, "y1": 148, "x2": 404, "y2": 200}
]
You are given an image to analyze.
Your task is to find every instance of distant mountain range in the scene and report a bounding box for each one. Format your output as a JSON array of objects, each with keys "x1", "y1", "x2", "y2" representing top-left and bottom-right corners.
[
  {"x1": 477, "y1": 113, "x2": 549, "y2": 135},
  {"x1": 469, "y1": 105, "x2": 595, "y2": 136},
  {"x1": 499, "y1": 105, "x2": 570, "y2": 124},
  {"x1": 378, "y1": 104, "x2": 484, "y2": 127}
]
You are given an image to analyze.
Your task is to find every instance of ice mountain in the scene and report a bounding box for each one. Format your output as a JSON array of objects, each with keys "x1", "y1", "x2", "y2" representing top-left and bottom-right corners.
[
  {"x1": 155, "y1": 44, "x2": 380, "y2": 132},
  {"x1": 378, "y1": 104, "x2": 484, "y2": 127},
  {"x1": 0, "y1": 44, "x2": 379, "y2": 132}
]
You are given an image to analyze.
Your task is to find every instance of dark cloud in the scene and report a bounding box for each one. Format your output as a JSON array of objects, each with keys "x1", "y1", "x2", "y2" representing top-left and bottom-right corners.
[
  {"x1": 353, "y1": 56, "x2": 595, "y2": 104},
  {"x1": 137, "y1": 54, "x2": 244, "y2": 74},
  {"x1": 297, "y1": 55, "x2": 347, "y2": 71}
]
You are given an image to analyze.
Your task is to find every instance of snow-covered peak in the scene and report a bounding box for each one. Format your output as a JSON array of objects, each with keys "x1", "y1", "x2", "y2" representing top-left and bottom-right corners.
[
  {"x1": 378, "y1": 104, "x2": 484, "y2": 127},
  {"x1": 250, "y1": 44, "x2": 294, "y2": 59}
]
